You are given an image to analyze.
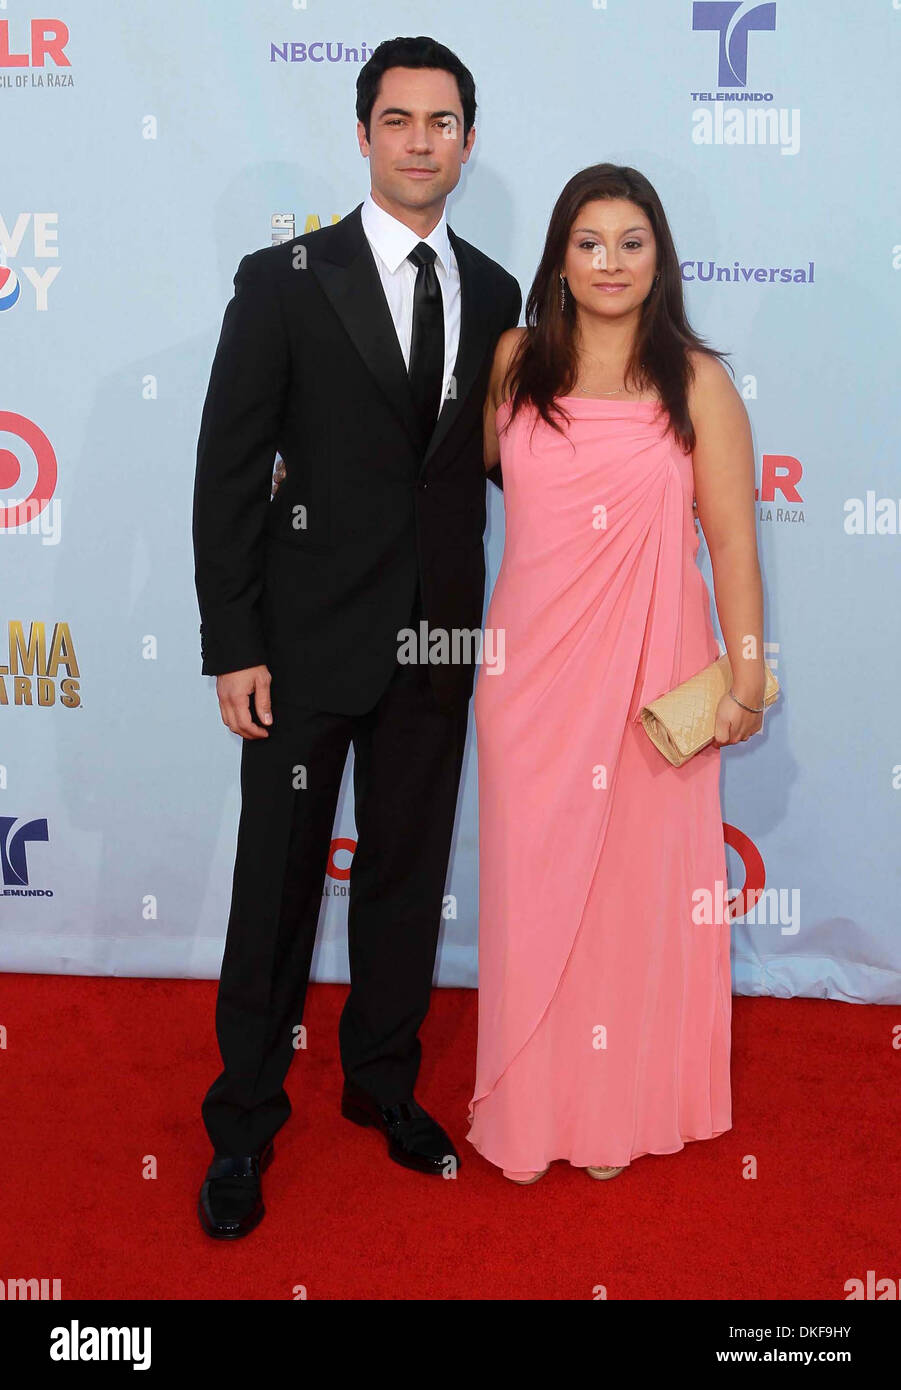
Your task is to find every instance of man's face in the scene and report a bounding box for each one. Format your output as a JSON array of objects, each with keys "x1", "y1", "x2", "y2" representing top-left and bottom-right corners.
[{"x1": 357, "y1": 66, "x2": 475, "y2": 220}]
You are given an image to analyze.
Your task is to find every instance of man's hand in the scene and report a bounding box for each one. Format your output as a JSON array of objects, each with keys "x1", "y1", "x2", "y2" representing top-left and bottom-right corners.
[{"x1": 216, "y1": 665, "x2": 273, "y2": 739}]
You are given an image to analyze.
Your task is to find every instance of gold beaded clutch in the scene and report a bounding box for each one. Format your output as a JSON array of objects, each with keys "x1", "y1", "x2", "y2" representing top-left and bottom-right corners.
[{"x1": 639, "y1": 653, "x2": 779, "y2": 767}]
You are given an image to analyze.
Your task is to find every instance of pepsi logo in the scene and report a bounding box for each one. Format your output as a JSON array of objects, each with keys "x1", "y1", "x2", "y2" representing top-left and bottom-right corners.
[{"x1": 0, "y1": 265, "x2": 21, "y2": 312}]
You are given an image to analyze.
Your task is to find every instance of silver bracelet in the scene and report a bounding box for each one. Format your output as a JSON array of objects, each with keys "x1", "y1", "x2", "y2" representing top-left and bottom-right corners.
[{"x1": 728, "y1": 687, "x2": 765, "y2": 714}]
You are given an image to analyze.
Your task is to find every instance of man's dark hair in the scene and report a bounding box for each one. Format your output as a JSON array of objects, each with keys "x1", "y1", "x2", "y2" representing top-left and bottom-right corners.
[{"x1": 356, "y1": 36, "x2": 477, "y2": 140}]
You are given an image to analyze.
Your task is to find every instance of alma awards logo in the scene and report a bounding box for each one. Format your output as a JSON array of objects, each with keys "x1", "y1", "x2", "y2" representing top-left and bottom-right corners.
[{"x1": 0, "y1": 620, "x2": 80, "y2": 707}]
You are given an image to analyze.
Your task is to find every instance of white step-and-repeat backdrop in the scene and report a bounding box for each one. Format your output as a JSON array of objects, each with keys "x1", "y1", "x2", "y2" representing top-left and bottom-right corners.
[{"x1": 2, "y1": 1, "x2": 899, "y2": 1002}]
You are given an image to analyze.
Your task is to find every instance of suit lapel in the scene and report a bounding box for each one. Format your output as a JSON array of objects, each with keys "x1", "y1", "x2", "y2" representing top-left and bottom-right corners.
[
  {"x1": 307, "y1": 203, "x2": 494, "y2": 472},
  {"x1": 307, "y1": 204, "x2": 422, "y2": 453}
]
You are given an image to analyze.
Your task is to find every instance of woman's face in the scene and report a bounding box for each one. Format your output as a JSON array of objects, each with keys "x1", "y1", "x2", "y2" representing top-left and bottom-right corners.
[{"x1": 561, "y1": 198, "x2": 658, "y2": 320}]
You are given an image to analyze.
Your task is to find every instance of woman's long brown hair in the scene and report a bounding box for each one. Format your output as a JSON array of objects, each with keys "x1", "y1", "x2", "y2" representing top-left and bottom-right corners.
[{"x1": 502, "y1": 164, "x2": 733, "y2": 455}]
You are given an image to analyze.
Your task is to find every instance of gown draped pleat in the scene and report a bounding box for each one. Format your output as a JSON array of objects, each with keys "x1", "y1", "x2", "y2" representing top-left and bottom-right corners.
[{"x1": 467, "y1": 396, "x2": 732, "y2": 1172}]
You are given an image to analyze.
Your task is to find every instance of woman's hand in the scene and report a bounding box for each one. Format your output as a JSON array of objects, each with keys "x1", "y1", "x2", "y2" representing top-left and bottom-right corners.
[{"x1": 712, "y1": 691, "x2": 763, "y2": 747}]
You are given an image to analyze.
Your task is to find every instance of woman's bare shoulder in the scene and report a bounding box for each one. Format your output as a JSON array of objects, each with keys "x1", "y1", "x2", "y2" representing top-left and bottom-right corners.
[{"x1": 687, "y1": 350, "x2": 744, "y2": 420}]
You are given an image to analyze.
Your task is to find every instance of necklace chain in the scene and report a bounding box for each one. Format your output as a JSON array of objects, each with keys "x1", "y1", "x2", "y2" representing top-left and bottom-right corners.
[{"x1": 575, "y1": 350, "x2": 626, "y2": 395}]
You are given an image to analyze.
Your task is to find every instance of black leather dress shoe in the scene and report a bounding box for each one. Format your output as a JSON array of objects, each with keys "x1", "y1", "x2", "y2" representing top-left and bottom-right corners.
[
  {"x1": 197, "y1": 1141, "x2": 274, "y2": 1240},
  {"x1": 341, "y1": 1081, "x2": 459, "y2": 1175}
]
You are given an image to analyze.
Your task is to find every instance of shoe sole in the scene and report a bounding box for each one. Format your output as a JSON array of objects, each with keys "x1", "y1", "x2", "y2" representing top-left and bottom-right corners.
[{"x1": 197, "y1": 1199, "x2": 266, "y2": 1240}]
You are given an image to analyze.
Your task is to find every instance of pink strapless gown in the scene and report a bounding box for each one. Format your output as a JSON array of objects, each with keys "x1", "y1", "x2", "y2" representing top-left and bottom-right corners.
[{"x1": 467, "y1": 396, "x2": 732, "y2": 1173}]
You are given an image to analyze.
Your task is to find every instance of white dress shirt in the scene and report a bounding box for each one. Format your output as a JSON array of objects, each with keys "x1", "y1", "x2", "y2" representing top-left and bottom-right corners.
[{"x1": 360, "y1": 192, "x2": 461, "y2": 415}]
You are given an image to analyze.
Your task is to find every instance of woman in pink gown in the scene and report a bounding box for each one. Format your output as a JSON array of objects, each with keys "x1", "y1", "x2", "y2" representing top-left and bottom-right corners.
[{"x1": 468, "y1": 165, "x2": 767, "y2": 1183}]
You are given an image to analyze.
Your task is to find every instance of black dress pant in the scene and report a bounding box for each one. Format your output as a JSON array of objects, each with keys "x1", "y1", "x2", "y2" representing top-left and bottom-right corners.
[{"x1": 201, "y1": 586, "x2": 470, "y2": 1155}]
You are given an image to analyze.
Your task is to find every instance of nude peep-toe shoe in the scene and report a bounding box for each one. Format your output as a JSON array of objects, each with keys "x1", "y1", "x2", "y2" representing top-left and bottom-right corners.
[
  {"x1": 585, "y1": 1164, "x2": 626, "y2": 1181},
  {"x1": 503, "y1": 1167, "x2": 550, "y2": 1184}
]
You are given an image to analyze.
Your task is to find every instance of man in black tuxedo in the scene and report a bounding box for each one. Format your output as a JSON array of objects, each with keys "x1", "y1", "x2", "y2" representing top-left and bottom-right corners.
[{"x1": 193, "y1": 36, "x2": 521, "y2": 1238}]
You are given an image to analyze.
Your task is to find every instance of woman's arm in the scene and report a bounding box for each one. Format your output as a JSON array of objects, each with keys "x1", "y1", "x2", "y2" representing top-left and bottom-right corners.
[
  {"x1": 483, "y1": 327, "x2": 527, "y2": 471},
  {"x1": 689, "y1": 352, "x2": 766, "y2": 746}
]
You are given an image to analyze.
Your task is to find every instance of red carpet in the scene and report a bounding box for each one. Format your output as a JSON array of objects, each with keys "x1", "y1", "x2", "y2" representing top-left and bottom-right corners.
[{"x1": 1, "y1": 975, "x2": 897, "y2": 1300}]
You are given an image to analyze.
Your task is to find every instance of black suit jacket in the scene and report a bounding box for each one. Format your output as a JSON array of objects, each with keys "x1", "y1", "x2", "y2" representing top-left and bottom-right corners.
[{"x1": 193, "y1": 202, "x2": 521, "y2": 715}]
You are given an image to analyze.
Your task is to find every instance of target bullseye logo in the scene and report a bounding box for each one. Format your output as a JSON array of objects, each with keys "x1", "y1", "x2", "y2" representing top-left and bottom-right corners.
[
  {"x1": 0, "y1": 265, "x2": 21, "y2": 312},
  {"x1": 0, "y1": 411, "x2": 58, "y2": 527},
  {"x1": 723, "y1": 821, "x2": 766, "y2": 920}
]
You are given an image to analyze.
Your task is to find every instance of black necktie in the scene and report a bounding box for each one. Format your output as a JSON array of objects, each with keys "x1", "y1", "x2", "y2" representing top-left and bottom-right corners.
[{"x1": 407, "y1": 241, "x2": 444, "y2": 447}]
